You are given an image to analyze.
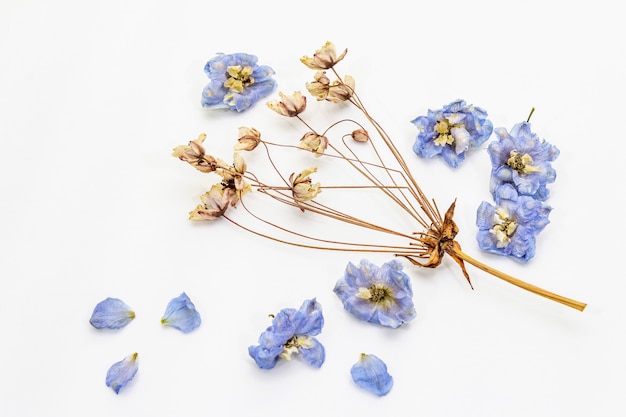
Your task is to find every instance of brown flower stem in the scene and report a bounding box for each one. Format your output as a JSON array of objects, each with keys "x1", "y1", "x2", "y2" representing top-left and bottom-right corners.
[{"x1": 448, "y1": 247, "x2": 587, "y2": 311}]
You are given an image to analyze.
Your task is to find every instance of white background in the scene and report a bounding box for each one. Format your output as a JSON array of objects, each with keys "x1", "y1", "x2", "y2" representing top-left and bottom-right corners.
[{"x1": 1, "y1": 1, "x2": 624, "y2": 416}]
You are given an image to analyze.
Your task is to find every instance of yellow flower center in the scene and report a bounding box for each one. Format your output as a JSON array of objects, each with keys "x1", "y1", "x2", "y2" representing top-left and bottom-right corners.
[
  {"x1": 280, "y1": 335, "x2": 313, "y2": 360},
  {"x1": 356, "y1": 284, "x2": 391, "y2": 303},
  {"x1": 507, "y1": 150, "x2": 540, "y2": 174},
  {"x1": 223, "y1": 65, "x2": 254, "y2": 93},
  {"x1": 433, "y1": 118, "x2": 460, "y2": 146},
  {"x1": 489, "y1": 207, "x2": 518, "y2": 247}
]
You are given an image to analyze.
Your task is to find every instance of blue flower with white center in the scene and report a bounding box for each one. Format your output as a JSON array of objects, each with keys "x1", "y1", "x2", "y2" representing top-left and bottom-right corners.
[
  {"x1": 202, "y1": 52, "x2": 276, "y2": 112},
  {"x1": 105, "y1": 352, "x2": 138, "y2": 394},
  {"x1": 89, "y1": 297, "x2": 135, "y2": 329},
  {"x1": 161, "y1": 292, "x2": 202, "y2": 333},
  {"x1": 411, "y1": 99, "x2": 493, "y2": 168},
  {"x1": 333, "y1": 259, "x2": 416, "y2": 328},
  {"x1": 248, "y1": 298, "x2": 325, "y2": 370},
  {"x1": 488, "y1": 121, "x2": 560, "y2": 201},
  {"x1": 476, "y1": 184, "x2": 552, "y2": 263},
  {"x1": 351, "y1": 353, "x2": 393, "y2": 396}
]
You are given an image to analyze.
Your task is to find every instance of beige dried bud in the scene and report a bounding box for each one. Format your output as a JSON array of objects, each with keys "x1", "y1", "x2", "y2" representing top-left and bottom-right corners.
[
  {"x1": 326, "y1": 75, "x2": 355, "y2": 103},
  {"x1": 234, "y1": 127, "x2": 261, "y2": 151},
  {"x1": 289, "y1": 167, "x2": 322, "y2": 202},
  {"x1": 266, "y1": 91, "x2": 307, "y2": 117},
  {"x1": 351, "y1": 128, "x2": 370, "y2": 142},
  {"x1": 300, "y1": 41, "x2": 347, "y2": 70},
  {"x1": 305, "y1": 71, "x2": 331, "y2": 101},
  {"x1": 299, "y1": 132, "x2": 329, "y2": 157},
  {"x1": 189, "y1": 184, "x2": 233, "y2": 221},
  {"x1": 172, "y1": 133, "x2": 218, "y2": 173}
]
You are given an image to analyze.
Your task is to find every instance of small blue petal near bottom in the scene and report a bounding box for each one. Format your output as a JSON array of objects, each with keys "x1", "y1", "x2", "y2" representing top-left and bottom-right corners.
[
  {"x1": 350, "y1": 353, "x2": 393, "y2": 396},
  {"x1": 105, "y1": 352, "x2": 139, "y2": 394}
]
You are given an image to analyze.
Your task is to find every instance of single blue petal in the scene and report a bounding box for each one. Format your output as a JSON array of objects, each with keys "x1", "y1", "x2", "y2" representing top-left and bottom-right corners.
[
  {"x1": 299, "y1": 338, "x2": 325, "y2": 368},
  {"x1": 248, "y1": 344, "x2": 282, "y2": 369},
  {"x1": 351, "y1": 354, "x2": 393, "y2": 396},
  {"x1": 161, "y1": 292, "x2": 201, "y2": 333},
  {"x1": 105, "y1": 353, "x2": 138, "y2": 394},
  {"x1": 292, "y1": 298, "x2": 324, "y2": 336},
  {"x1": 89, "y1": 297, "x2": 135, "y2": 329}
]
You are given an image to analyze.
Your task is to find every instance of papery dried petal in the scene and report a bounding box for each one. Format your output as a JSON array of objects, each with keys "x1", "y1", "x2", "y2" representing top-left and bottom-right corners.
[
  {"x1": 290, "y1": 167, "x2": 321, "y2": 202},
  {"x1": 266, "y1": 91, "x2": 306, "y2": 117},
  {"x1": 105, "y1": 352, "x2": 138, "y2": 394},
  {"x1": 299, "y1": 132, "x2": 328, "y2": 157},
  {"x1": 89, "y1": 297, "x2": 135, "y2": 329},
  {"x1": 234, "y1": 126, "x2": 262, "y2": 151},
  {"x1": 350, "y1": 353, "x2": 393, "y2": 396},
  {"x1": 189, "y1": 185, "x2": 232, "y2": 220},
  {"x1": 300, "y1": 41, "x2": 347, "y2": 70},
  {"x1": 326, "y1": 75, "x2": 355, "y2": 103},
  {"x1": 351, "y1": 128, "x2": 369, "y2": 142},
  {"x1": 161, "y1": 292, "x2": 202, "y2": 333},
  {"x1": 305, "y1": 71, "x2": 331, "y2": 100},
  {"x1": 172, "y1": 134, "x2": 219, "y2": 173}
]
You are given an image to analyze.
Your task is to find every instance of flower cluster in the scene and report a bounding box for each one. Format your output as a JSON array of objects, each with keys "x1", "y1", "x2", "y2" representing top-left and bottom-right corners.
[
  {"x1": 476, "y1": 117, "x2": 559, "y2": 263},
  {"x1": 411, "y1": 99, "x2": 493, "y2": 168},
  {"x1": 90, "y1": 293, "x2": 201, "y2": 394}
]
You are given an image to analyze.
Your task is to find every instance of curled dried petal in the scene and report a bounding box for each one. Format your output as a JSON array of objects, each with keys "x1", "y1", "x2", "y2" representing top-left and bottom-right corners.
[
  {"x1": 299, "y1": 132, "x2": 328, "y2": 157},
  {"x1": 300, "y1": 41, "x2": 347, "y2": 70},
  {"x1": 189, "y1": 184, "x2": 232, "y2": 221},
  {"x1": 172, "y1": 133, "x2": 219, "y2": 173},
  {"x1": 234, "y1": 126, "x2": 262, "y2": 151},
  {"x1": 266, "y1": 91, "x2": 306, "y2": 117}
]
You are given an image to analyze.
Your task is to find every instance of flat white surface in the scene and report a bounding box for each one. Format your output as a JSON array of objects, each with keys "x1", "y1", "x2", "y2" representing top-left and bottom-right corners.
[{"x1": 1, "y1": 1, "x2": 624, "y2": 416}]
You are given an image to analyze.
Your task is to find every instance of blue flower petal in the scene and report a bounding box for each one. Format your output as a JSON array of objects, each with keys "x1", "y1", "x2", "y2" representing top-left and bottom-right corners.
[
  {"x1": 89, "y1": 297, "x2": 135, "y2": 329},
  {"x1": 351, "y1": 354, "x2": 393, "y2": 396},
  {"x1": 161, "y1": 292, "x2": 201, "y2": 333},
  {"x1": 299, "y1": 338, "x2": 325, "y2": 368},
  {"x1": 105, "y1": 352, "x2": 138, "y2": 394}
]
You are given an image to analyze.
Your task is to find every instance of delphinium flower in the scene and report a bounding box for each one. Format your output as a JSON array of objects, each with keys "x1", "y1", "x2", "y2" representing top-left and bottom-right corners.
[
  {"x1": 248, "y1": 298, "x2": 325, "y2": 369},
  {"x1": 201, "y1": 53, "x2": 276, "y2": 112},
  {"x1": 105, "y1": 352, "x2": 138, "y2": 394},
  {"x1": 350, "y1": 353, "x2": 393, "y2": 396},
  {"x1": 411, "y1": 99, "x2": 493, "y2": 168},
  {"x1": 476, "y1": 184, "x2": 552, "y2": 263},
  {"x1": 89, "y1": 297, "x2": 135, "y2": 329},
  {"x1": 161, "y1": 292, "x2": 202, "y2": 333},
  {"x1": 333, "y1": 259, "x2": 416, "y2": 328},
  {"x1": 488, "y1": 119, "x2": 560, "y2": 201}
]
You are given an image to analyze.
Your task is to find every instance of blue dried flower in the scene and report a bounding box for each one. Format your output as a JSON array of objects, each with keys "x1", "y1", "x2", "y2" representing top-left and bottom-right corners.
[
  {"x1": 488, "y1": 121, "x2": 560, "y2": 201},
  {"x1": 105, "y1": 352, "x2": 138, "y2": 394},
  {"x1": 89, "y1": 297, "x2": 135, "y2": 329},
  {"x1": 476, "y1": 184, "x2": 552, "y2": 263},
  {"x1": 351, "y1": 353, "x2": 393, "y2": 396},
  {"x1": 248, "y1": 298, "x2": 325, "y2": 370},
  {"x1": 411, "y1": 99, "x2": 493, "y2": 168},
  {"x1": 333, "y1": 259, "x2": 416, "y2": 328},
  {"x1": 202, "y1": 52, "x2": 276, "y2": 112},
  {"x1": 161, "y1": 292, "x2": 202, "y2": 333}
]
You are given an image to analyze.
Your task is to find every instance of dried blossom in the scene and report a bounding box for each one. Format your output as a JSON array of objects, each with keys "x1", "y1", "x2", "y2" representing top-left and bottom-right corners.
[
  {"x1": 305, "y1": 71, "x2": 331, "y2": 100},
  {"x1": 266, "y1": 91, "x2": 307, "y2": 117},
  {"x1": 189, "y1": 184, "x2": 233, "y2": 221},
  {"x1": 300, "y1": 41, "x2": 347, "y2": 70},
  {"x1": 351, "y1": 128, "x2": 369, "y2": 142},
  {"x1": 89, "y1": 298, "x2": 135, "y2": 330},
  {"x1": 234, "y1": 126, "x2": 262, "y2": 151},
  {"x1": 299, "y1": 132, "x2": 328, "y2": 157},
  {"x1": 171, "y1": 134, "x2": 219, "y2": 173},
  {"x1": 105, "y1": 352, "x2": 138, "y2": 394},
  {"x1": 350, "y1": 353, "x2": 393, "y2": 396},
  {"x1": 201, "y1": 53, "x2": 276, "y2": 112},
  {"x1": 306, "y1": 71, "x2": 355, "y2": 103},
  {"x1": 289, "y1": 167, "x2": 322, "y2": 203}
]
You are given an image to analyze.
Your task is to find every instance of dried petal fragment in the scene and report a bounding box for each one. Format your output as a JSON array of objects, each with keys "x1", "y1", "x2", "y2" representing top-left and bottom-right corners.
[
  {"x1": 105, "y1": 352, "x2": 139, "y2": 394},
  {"x1": 351, "y1": 353, "x2": 393, "y2": 396},
  {"x1": 161, "y1": 292, "x2": 202, "y2": 333},
  {"x1": 89, "y1": 297, "x2": 135, "y2": 330}
]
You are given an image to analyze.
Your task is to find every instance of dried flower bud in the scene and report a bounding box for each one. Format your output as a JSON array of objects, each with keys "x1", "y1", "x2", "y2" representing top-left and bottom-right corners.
[
  {"x1": 290, "y1": 167, "x2": 322, "y2": 202},
  {"x1": 266, "y1": 91, "x2": 307, "y2": 117},
  {"x1": 300, "y1": 41, "x2": 347, "y2": 70},
  {"x1": 306, "y1": 71, "x2": 331, "y2": 101},
  {"x1": 234, "y1": 127, "x2": 262, "y2": 151},
  {"x1": 351, "y1": 128, "x2": 370, "y2": 142},
  {"x1": 299, "y1": 132, "x2": 329, "y2": 157},
  {"x1": 172, "y1": 133, "x2": 219, "y2": 173},
  {"x1": 326, "y1": 75, "x2": 355, "y2": 103},
  {"x1": 189, "y1": 184, "x2": 233, "y2": 221}
]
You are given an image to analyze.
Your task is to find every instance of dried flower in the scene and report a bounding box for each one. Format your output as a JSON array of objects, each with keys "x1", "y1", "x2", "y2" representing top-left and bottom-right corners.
[
  {"x1": 105, "y1": 352, "x2": 138, "y2": 394},
  {"x1": 248, "y1": 298, "x2": 325, "y2": 369},
  {"x1": 201, "y1": 52, "x2": 276, "y2": 112},
  {"x1": 299, "y1": 132, "x2": 328, "y2": 157},
  {"x1": 234, "y1": 126, "x2": 262, "y2": 151},
  {"x1": 266, "y1": 91, "x2": 307, "y2": 117},
  {"x1": 351, "y1": 128, "x2": 369, "y2": 142},
  {"x1": 289, "y1": 167, "x2": 321, "y2": 202},
  {"x1": 305, "y1": 71, "x2": 331, "y2": 100},
  {"x1": 476, "y1": 184, "x2": 551, "y2": 263},
  {"x1": 350, "y1": 353, "x2": 393, "y2": 396},
  {"x1": 189, "y1": 184, "x2": 233, "y2": 221},
  {"x1": 89, "y1": 298, "x2": 135, "y2": 330},
  {"x1": 411, "y1": 99, "x2": 493, "y2": 168},
  {"x1": 334, "y1": 259, "x2": 416, "y2": 328},
  {"x1": 161, "y1": 292, "x2": 202, "y2": 333},
  {"x1": 300, "y1": 41, "x2": 347, "y2": 70},
  {"x1": 172, "y1": 134, "x2": 219, "y2": 173},
  {"x1": 488, "y1": 121, "x2": 559, "y2": 201}
]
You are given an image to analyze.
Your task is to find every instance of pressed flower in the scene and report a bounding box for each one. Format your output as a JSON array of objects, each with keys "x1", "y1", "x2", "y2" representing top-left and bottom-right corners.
[
  {"x1": 305, "y1": 71, "x2": 331, "y2": 100},
  {"x1": 476, "y1": 184, "x2": 552, "y2": 263},
  {"x1": 333, "y1": 259, "x2": 416, "y2": 328},
  {"x1": 351, "y1": 128, "x2": 369, "y2": 142},
  {"x1": 248, "y1": 298, "x2": 325, "y2": 369},
  {"x1": 488, "y1": 121, "x2": 559, "y2": 201},
  {"x1": 290, "y1": 167, "x2": 321, "y2": 202},
  {"x1": 105, "y1": 352, "x2": 138, "y2": 394},
  {"x1": 201, "y1": 52, "x2": 276, "y2": 112},
  {"x1": 266, "y1": 91, "x2": 307, "y2": 117},
  {"x1": 301, "y1": 41, "x2": 347, "y2": 70},
  {"x1": 351, "y1": 353, "x2": 393, "y2": 396},
  {"x1": 234, "y1": 126, "x2": 262, "y2": 151},
  {"x1": 161, "y1": 292, "x2": 201, "y2": 333},
  {"x1": 299, "y1": 132, "x2": 328, "y2": 157},
  {"x1": 189, "y1": 184, "x2": 233, "y2": 221},
  {"x1": 89, "y1": 297, "x2": 135, "y2": 330},
  {"x1": 171, "y1": 133, "x2": 219, "y2": 173},
  {"x1": 411, "y1": 99, "x2": 493, "y2": 168}
]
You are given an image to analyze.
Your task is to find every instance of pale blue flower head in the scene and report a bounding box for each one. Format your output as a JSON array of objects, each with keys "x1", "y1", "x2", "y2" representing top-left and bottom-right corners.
[
  {"x1": 476, "y1": 184, "x2": 552, "y2": 263},
  {"x1": 351, "y1": 353, "x2": 393, "y2": 396},
  {"x1": 105, "y1": 352, "x2": 138, "y2": 394},
  {"x1": 202, "y1": 52, "x2": 276, "y2": 112},
  {"x1": 161, "y1": 292, "x2": 201, "y2": 333},
  {"x1": 488, "y1": 121, "x2": 560, "y2": 201},
  {"x1": 248, "y1": 298, "x2": 325, "y2": 370},
  {"x1": 334, "y1": 259, "x2": 416, "y2": 328},
  {"x1": 411, "y1": 99, "x2": 493, "y2": 168},
  {"x1": 89, "y1": 297, "x2": 135, "y2": 329}
]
